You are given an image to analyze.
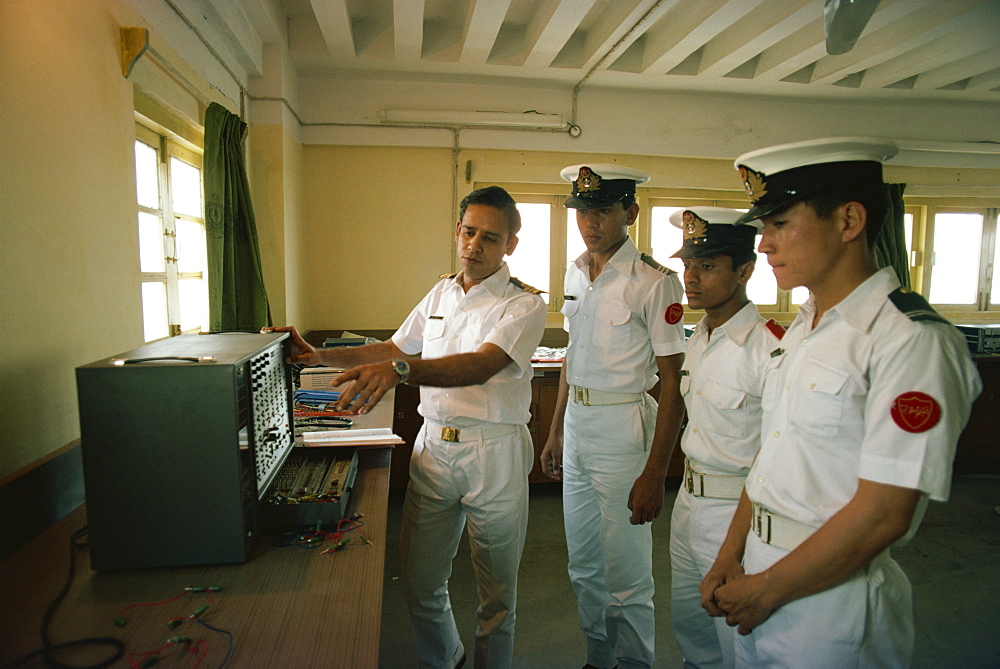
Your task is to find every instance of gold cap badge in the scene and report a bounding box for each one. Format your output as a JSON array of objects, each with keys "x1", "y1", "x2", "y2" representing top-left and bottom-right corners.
[
  {"x1": 681, "y1": 210, "x2": 709, "y2": 241},
  {"x1": 739, "y1": 166, "x2": 768, "y2": 204},
  {"x1": 575, "y1": 166, "x2": 602, "y2": 193}
]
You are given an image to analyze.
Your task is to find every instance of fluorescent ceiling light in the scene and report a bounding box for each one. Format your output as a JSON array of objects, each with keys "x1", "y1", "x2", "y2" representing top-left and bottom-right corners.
[{"x1": 382, "y1": 109, "x2": 566, "y2": 129}]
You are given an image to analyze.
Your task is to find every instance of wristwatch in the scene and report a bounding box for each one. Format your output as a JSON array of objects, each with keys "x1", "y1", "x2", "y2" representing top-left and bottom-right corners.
[{"x1": 391, "y1": 358, "x2": 411, "y2": 385}]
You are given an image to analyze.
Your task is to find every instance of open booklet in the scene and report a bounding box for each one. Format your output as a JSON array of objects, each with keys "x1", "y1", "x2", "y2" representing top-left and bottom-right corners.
[{"x1": 300, "y1": 427, "x2": 404, "y2": 447}]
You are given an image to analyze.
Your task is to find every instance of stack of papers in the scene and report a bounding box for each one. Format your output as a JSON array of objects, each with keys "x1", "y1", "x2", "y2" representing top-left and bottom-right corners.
[{"x1": 301, "y1": 427, "x2": 404, "y2": 448}]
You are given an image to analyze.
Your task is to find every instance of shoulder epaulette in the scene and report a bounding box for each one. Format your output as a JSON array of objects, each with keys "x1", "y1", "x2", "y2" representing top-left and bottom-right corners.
[
  {"x1": 888, "y1": 288, "x2": 951, "y2": 325},
  {"x1": 640, "y1": 252, "x2": 676, "y2": 275},
  {"x1": 439, "y1": 272, "x2": 458, "y2": 279},
  {"x1": 765, "y1": 318, "x2": 786, "y2": 340},
  {"x1": 509, "y1": 277, "x2": 546, "y2": 295}
]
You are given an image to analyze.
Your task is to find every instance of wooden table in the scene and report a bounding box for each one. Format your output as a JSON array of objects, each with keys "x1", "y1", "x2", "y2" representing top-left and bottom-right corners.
[{"x1": 0, "y1": 447, "x2": 391, "y2": 668}]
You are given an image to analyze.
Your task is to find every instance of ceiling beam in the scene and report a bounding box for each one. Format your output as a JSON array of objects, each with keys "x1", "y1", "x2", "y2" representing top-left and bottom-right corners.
[
  {"x1": 309, "y1": 0, "x2": 356, "y2": 59},
  {"x1": 459, "y1": 0, "x2": 512, "y2": 63},
  {"x1": 861, "y1": 30, "x2": 998, "y2": 89},
  {"x1": 697, "y1": 0, "x2": 814, "y2": 78},
  {"x1": 640, "y1": 0, "x2": 766, "y2": 75},
  {"x1": 524, "y1": 0, "x2": 598, "y2": 68},
  {"x1": 808, "y1": 0, "x2": 983, "y2": 86},
  {"x1": 912, "y1": 47, "x2": 1000, "y2": 90},
  {"x1": 394, "y1": 0, "x2": 425, "y2": 61}
]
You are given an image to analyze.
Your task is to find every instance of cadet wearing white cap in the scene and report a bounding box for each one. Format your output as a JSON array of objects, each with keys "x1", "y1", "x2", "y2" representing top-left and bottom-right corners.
[
  {"x1": 267, "y1": 186, "x2": 546, "y2": 669},
  {"x1": 699, "y1": 138, "x2": 982, "y2": 668},
  {"x1": 667, "y1": 207, "x2": 784, "y2": 669},
  {"x1": 540, "y1": 164, "x2": 686, "y2": 669}
]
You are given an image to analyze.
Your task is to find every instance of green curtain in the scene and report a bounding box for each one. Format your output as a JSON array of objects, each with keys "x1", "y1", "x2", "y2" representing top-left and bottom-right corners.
[
  {"x1": 204, "y1": 102, "x2": 271, "y2": 331},
  {"x1": 874, "y1": 183, "x2": 910, "y2": 289}
]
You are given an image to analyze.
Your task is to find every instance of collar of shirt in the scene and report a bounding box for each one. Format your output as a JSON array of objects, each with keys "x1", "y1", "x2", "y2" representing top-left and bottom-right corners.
[
  {"x1": 696, "y1": 301, "x2": 762, "y2": 347},
  {"x1": 449, "y1": 262, "x2": 512, "y2": 300},
  {"x1": 797, "y1": 266, "x2": 900, "y2": 335},
  {"x1": 573, "y1": 236, "x2": 640, "y2": 279}
]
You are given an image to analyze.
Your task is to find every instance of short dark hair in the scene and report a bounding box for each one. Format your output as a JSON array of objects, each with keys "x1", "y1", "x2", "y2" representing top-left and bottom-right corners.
[
  {"x1": 459, "y1": 186, "x2": 521, "y2": 237},
  {"x1": 719, "y1": 248, "x2": 757, "y2": 271},
  {"x1": 802, "y1": 184, "x2": 888, "y2": 246}
]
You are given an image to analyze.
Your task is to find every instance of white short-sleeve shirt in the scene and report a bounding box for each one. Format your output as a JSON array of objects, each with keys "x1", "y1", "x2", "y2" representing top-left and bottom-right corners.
[
  {"x1": 561, "y1": 237, "x2": 686, "y2": 394},
  {"x1": 680, "y1": 302, "x2": 784, "y2": 475},
  {"x1": 392, "y1": 263, "x2": 547, "y2": 426},
  {"x1": 747, "y1": 268, "x2": 982, "y2": 531}
]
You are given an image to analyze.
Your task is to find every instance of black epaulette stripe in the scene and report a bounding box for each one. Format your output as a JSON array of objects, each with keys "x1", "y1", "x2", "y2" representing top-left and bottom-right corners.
[
  {"x1": 640, "y1": 252, "x2": 676, "y2": 275},
  {"x1": 888, "y1": 288, "x2": 951, "y2": 325},
  {"x1": 439, "y1": 272, "x2": 458, "y2": 279},
  {"x1": 510, "y1": 277, "x2": 546, "y2": 295}
]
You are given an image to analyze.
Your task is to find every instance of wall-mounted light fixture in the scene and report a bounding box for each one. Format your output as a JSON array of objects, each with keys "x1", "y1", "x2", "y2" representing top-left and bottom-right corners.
[{"x1": 382, "y1": 109, "x2": 567, "y2": 129}]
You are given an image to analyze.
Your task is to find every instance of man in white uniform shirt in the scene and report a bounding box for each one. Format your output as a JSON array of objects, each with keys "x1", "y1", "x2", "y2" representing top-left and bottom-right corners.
[
  {"x1": 700, "y1": 138, "x2": 982, "y2": 668},
  {"x1": 539, "y1": 164, "x2": 686, "y2": 669},
  {"x1": 267, "y1": 186, "x2": 547, "y2": 669},
  {"x1": 667, "y1": 207, "x2": 784, "y2": 669}
]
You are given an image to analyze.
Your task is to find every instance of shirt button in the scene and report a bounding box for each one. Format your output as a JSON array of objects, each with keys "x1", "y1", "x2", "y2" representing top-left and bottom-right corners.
[
  {"x1": 758, "y1": 476, "x2": 765, "y2": 483},
  {"x1": 696, "y1": 390, "x2": 701, "y2": 396},
  {"x1": 773, "y1": 431, "x2": 780, "y2": 438},
  {"x1": 692, "y1": 427, "x2": 699, "y2": 434},
  {"x1": 588, "y1": 286, "x2": 594, "y2": 291},
  {"x1": 809, "y1": 383, "x2": 816, "y2": 390}
]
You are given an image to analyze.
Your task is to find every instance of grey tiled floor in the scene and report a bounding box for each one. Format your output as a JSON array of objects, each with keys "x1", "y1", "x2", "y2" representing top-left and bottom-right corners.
[{"x1": 379, "y1": 475, "x2": 1000, "y2": 668}]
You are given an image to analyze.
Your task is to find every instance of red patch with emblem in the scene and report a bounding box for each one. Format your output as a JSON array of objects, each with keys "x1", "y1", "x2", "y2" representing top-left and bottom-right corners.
[
  {"x1": 665, "y1": 303, "x2": 683, "y2": 324},
  {"x1": 765, "y1": 318, "x2": 786, "y2": 340},
  {"x1": 891, "y1": 392, "x2": 941, "y2": 433}
]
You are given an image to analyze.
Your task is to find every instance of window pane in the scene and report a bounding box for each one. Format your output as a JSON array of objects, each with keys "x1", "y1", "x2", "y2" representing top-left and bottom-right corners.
[
  {"x1": 138, "y1": 212, "x2": 165, "y2": 272},
  {"x1": 747, "y1": 261, "x2": 778, "y2": 306},
  {"x1": 649, "y1": 207, "x2": 685, "y2": 275},
  {"x1": 176, "y1": 218, "x2": 207, "y2": 273},
  {"x1": 566, "y1": 210, "x2": 586, "y2": 269},
  {"x1": 141, "y1": 281, "x2": 169, "y2": 341},
  {"x1": 178, "y1": 278, "x2": 208, "y2": 332},
  {"x1": 991, "y1": 213, "x2": 1000, "y2": 304},
  {"x1": 170, "y1": 157, "x2": 202, "y2": 217},
  {"x1": 135, "y1": 140, "x2": 159, "y2": 209},
  {"x1": 506, "y1": 203, "x2": 551, "y2": 303},
  {"x1": 903, "y1": 213, "x2": 914, "y2": 262},
  {"x1": 929, "y1": 212, "x2": 983, "y2": 305}
]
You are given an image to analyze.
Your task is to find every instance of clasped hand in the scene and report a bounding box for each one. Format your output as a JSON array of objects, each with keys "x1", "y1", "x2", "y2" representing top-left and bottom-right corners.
[{"x1": 700, "y1": 559, "x2": 774, "y2": 635}]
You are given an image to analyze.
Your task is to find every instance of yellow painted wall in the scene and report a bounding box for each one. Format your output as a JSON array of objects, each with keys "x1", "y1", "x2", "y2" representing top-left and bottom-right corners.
[
  {"x1": 0, "y1": 0, "x2": 147, "y2": 479},
  {"x1": 298, "y1": 145, "x2": 456, "y2": 330}
]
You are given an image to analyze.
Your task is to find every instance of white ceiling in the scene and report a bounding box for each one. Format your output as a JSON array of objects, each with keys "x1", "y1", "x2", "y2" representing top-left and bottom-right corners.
[{"x1": 268, "y1": 0, "x2": 1000, "y2": 103}]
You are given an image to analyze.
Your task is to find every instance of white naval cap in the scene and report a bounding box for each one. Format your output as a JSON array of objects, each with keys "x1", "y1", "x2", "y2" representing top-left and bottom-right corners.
[{"x1": 733, "y1": 137, "x2": 898, "y2": 224}]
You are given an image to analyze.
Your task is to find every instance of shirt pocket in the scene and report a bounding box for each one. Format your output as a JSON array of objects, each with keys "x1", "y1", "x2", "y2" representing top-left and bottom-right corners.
[
  {"x1": 702, "y1": 381, "x2": 749, "y2": 439},
  {"x1": 788, "y1": 358, "x2": 849, "y2": 437},
  {"x1": 595, "y1": 302, "x2": 633, "y2": 349}
]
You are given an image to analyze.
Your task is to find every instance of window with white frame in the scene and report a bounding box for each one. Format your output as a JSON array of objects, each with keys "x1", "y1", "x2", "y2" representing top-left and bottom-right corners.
[
  {"x1": 924, "y1": 207, "x2": 999, "y2": 311},
  {"x1": 134, "y1": 122, "x2": 207, "y2": 341}
]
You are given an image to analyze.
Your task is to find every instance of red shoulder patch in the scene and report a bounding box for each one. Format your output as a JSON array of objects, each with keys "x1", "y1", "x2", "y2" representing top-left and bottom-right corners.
[
  {"x1": 765, "y1": 318, "x2": 786, "y2": 340},
  {"x1": 665, "y1": 303, "x2": 683, "y2": 324},
  {"x1": 891, "y1": 392, "x2": 941, "y2": 433}
]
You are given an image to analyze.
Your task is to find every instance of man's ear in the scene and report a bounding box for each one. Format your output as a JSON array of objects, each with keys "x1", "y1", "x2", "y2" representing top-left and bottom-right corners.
[
  {"x1": 505, "y1": 234, "x2": 519, "y2": 256},
  {"x1": 625, "y1": 202, "x2": 640, "y2": 226},
  {"x1": 840, "y1": 202, "x2": 868, "y2": 244},
  {"x1": 736, "y1": 260, "x2": 755, "y2": 285}
]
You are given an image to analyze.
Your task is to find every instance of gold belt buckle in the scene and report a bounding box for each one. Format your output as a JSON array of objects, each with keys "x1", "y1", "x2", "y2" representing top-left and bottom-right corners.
[
  {"x1": 441, "y1": 427, "x2": 460, "y2": 442},
  {"x1": 684, "y1": 461, "x2": 694, "y2": 494},
  {"x1": 573, "y1": 386, "x2": 589, "y2": 406},
  {"x1": 754, "y1": 504, "x2": 773, "y2": 545}
]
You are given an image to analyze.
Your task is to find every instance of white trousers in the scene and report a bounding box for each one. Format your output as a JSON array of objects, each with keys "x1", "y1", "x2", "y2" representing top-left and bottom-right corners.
[
  {"x1": 734, "y1": 533, "x2": 914, "y2": 669},
  {"x1": 400, "y1": 422, "x2": 532, "y2": 669},
  {"x1": 669, "y1": 485, "x2": 740, "y2": 669},
  {"x1": 563, "y1": 395, "x2": 658, "y2": 669}
]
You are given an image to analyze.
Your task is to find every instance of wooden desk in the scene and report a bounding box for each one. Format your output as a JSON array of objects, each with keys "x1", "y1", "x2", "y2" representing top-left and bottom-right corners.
[{"x1": 0, "y1": 447, "x2": 391, "y2": 669}]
